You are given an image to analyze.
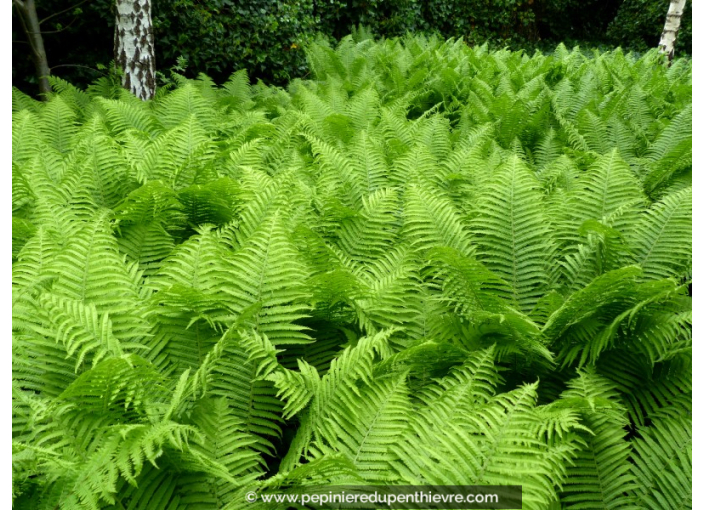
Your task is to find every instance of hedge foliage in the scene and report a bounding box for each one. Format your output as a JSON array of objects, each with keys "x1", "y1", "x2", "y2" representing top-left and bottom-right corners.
[
  {"x1": 12, "y1": 34, "x2": 691, "y2": 509},
  {"x1": 607, "y1": 0, "x2": 693, "y2": 55},
  {"x1": 12, "y1": 0, "x2": 693, "y2": 94}
]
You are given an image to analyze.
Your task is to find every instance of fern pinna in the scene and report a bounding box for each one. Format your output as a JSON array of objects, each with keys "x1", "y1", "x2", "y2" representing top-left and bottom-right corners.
[{"x1": 12, "y1": 34, "x2": 691, "y2": 510}]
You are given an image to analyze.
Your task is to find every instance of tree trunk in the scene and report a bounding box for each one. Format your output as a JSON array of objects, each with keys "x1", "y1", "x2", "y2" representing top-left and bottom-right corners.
[
  {"x1": 114, "y1": 0, "x2": 156, "y2": 100},
  {"x1": 658, "y1": 0, "x2": 687, "y2": 62},
  {"x1": 13, "y1": 0, "x2": 52, "y2": 99}
]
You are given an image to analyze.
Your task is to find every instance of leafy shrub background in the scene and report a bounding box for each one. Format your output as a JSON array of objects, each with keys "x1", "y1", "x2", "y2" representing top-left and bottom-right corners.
[
  {"x1": 12, "y1": 0, "x2": 693, "y2": 94},
  {"x1": 607, "y1": 0, "x2": 693, "y2": 54},
  {"x1": 154, "y1": 0, "x2": 316, "y2": 83}
]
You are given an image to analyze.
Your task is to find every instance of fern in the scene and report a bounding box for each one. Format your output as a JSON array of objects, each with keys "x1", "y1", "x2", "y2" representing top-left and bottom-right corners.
[
  {"x1": 631, "y1": 415, "x2": 692, "y2": 509},
  {"x1": 558, "y1": 370, "x2": 640, "y2": 509},
  {"x1": 12, "y1": 35, "x2": 691, "y2": 510},
  {"x1": 628, "y1": 186, "x2": 691, "y2": 281},
  {"x1": 470, "y1": 155, "x2": 554, "y2": 312},
  {"x1": 222, "y1": 213, "x2": 313, "y2": 345}
]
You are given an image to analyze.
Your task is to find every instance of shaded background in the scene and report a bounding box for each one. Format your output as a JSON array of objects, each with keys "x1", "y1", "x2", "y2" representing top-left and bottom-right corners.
[{"x1": 13, "y1": 0, "x2": 693, "y2": 96}]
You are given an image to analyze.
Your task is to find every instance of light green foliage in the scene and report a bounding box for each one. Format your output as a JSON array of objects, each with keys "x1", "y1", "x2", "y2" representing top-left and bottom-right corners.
[{"x1": 12, "y1": 35, "x2": 691, "y2": 509}]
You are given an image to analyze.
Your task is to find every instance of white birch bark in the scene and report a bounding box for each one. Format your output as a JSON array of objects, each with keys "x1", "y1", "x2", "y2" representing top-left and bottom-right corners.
[
  {"x1": 114, "y1": 0, "x2": 156, "y2": 100},
  {"x1": 658, "y1": 0, "x2": 687, "y2": 62}
]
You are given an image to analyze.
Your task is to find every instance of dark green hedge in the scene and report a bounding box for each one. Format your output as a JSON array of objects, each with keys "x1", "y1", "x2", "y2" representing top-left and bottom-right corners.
[
  {"x1": 153, "y1": 0, "x2": 315, "y2": 84},
  {"x1": 607, "y1": 0, "x2": 692, "y2": 55},
  {"x1": 12, "y1": 0, "x2": 692, "y2": 95}
]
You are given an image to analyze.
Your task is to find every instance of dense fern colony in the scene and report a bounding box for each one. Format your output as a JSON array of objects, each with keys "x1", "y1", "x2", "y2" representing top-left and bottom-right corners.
[{"x1": 12, "y1": 35, "x2": 692, "y2": 509}]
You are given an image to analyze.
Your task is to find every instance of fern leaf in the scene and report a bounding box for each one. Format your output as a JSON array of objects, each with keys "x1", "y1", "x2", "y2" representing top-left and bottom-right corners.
[
  {"x1": 631, "y1": 416, "x2": 692, "y2": 509},
  {"x1": 222, "y1": 213, "x2": 312, "y2": 345},
  {"x1": 471, "y1": 155, "x2": 554, "y2": 311},
  {"x1": 558, "y1": 369, "x2": 639, "y2": 509},
  {"x1": 628, "y1": 187, "x2": 691, "y2": 281}
]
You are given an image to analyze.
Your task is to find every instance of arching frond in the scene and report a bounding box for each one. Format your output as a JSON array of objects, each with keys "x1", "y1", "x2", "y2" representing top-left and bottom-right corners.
[
  {"x1": 44, "y1": 214, "x2": 150, "y2": 343},
  {"x1": 558, "y1": 369, "x2": 639, "y2": 509},
  {"x1": 628, "y1": 187, "x2": 691, "y2": 281},
  {"x1": 631, "y1": 415, "x2": 692, "y2": 509},
  {"x1": 222, "y1": 213, "x2": 312, "y2": 345},
  {"x1": 471, "y1": 155, "x2": 555, "y2": 311},
  {"x1": 39, "y1": 96, "x2": 79, "y2": 154},
  {"x1": 402, "y1": 182, "x2": 472, "y2": 255}
]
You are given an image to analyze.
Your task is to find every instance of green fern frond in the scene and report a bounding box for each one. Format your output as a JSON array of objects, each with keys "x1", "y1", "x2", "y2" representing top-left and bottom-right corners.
[
  {"x1": 631, "y1": 415, "x2": 692, "y2": 509},
  {"x1": 558, "y1": 369, "x2": 639, "y2": 509},
  {"x1": 95, "y1": 97, "x2": 156, "y2": 135},
  {"x1": 178, "y1": 178, "x2": 239, "y2": 229},
  {"x1": 426, "y1": 246, "x2": 511, "y2": 314},
  {"x1": 412, "y1": 347, "x2": 499, "y2": 422},
  {"x1": 598, "y1": 351, "x2": 691, "y2": 428},
  {"x1": 116, "y1": 180, "x2": 186, "y2": 227},
  {"x1": 44, "y1": 214, "x2": 151, "y2": 343},
  {"x1": 543, "y1": 266, "x2": 641, "y2": 364},
  {"x1": 39, "y1": 95, "x2": 79, "y2": 154},
  {"x1": 567, "y1": 149, "x2": 644, "y2": 235},
  {"x1": 37, "y1": 293, "x2": 126, "y2": 371},
  {"x1": 155, "y1": 82, "x2": 217, "y2": 130},
  {"x1": 393, "y1": 381, "x2": 577, "y2": 509},
  {"x1": 12, "y1": 110, "x2": 44, "y2": 163},
  {"x1": 337, "y1": 187, "x2": 400, "y2": 262},
  {"x1": 628, "y1": 187, "x2": 691, "y2": 281},
  {"x1": 187, "y1": 397, "x2": 265, "y2": 488},
  {"x1": 58, "y1": 355, "x2": 165, "y2": 423},
  {"x1": 277, "y1": 329, "x2": 395, "y2": 471},
  {"x1": 12, "y1": 217, "x2": 36, "y2": 260},
  {"x1": 117, "y1": 224, "x2": 174, "y2": 278},
  {"x1": 12, "y1": 86, "x2": 42, "y2": 113},
  {"x1": 67, "y1": 132, "x2": 135, "y2": 209},
  {"x1": 219, "y1": 70, "x2": 254, "y2": 112},
  {"x1": 470, "y1": 155, "x2": 554, "y2": 311},
  {"x1": 402, "y1": 182, "x2": 472, "y2": 255},
  {"x1": 308, "y1": 372, "x2": 411, "y2": 482},
  {"x1": 576, "y1": 109, "x2": 609, "y2": 154},
  {"x1": 222, "y1": 213, "x2": 312, "y2": 345}
]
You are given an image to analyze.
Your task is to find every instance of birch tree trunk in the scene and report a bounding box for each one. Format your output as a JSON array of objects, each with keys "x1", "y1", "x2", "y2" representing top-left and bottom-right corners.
[
  {"x1": 13, "y1": 0, "x2": 51, "y2": 99},
  {"x1": 114, "y1": 0, "x2": 156, "y2": 100},
  {"x1": 658, "y1": 0, "x2": 687, "y2": 62}
]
